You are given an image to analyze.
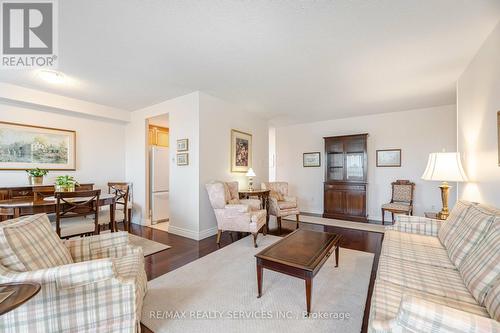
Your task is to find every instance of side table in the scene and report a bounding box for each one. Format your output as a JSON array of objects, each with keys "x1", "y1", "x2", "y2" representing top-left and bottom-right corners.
[{"x1": 0, "y1": 282, "x2": 41, "y2": 315}]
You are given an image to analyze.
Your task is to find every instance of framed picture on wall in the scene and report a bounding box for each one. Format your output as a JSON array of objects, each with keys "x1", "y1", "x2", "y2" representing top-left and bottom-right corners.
[
  {"x1": 303, "y1": 152, "x2": 321, "y2": 167},
  {"x1": 177, "y1": 139, "x2": 188, "y2": 151},
  {"x1": 376, "y1": 149, "x2": 401, "y2": 167},
  {"x1": 177, "y1": 153, "x2": 189, "y2": 166},
  {"x1": 231, "y1": 129, "x2": 252, "y2": 173},
  {"x1": 0, "y1": 121, "x2": 76, "y2": 170}
]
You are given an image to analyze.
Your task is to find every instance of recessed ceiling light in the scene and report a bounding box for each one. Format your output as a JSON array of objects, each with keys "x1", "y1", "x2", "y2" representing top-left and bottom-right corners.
[{"x1": 37, "y1": 70, "x2": 65, "y2": 84}]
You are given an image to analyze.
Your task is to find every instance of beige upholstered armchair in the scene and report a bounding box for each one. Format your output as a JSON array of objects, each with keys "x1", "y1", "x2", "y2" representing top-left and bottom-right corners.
[
  {"x1": 261, "y1": 182, "x2": 300, "y2": 232},
  {"x1": 0, "y1": 214, "x2": 147, "y2": 333},
  {"x1": 205, "y1": 181, "x2": 267, "y2": 247}
]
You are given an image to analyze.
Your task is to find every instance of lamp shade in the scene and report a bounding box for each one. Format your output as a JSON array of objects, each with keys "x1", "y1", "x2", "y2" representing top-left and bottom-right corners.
[
  {"x1": 421, "y1": 152, "x2": 468, "y2": 182},
  {"x1": 246, "y1": 168, "x2": 256, "y2": 177}
]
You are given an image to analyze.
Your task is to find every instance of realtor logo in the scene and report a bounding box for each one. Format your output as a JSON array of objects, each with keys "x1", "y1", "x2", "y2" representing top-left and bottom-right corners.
[{"x1": 1, "y1": 0, "x2": 58, "y2": 68}]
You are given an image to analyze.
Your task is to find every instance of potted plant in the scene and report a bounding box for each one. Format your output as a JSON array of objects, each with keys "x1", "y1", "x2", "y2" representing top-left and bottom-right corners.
[
  {"x1": 26, "y1": 168, "x2": 49, "y2": 185},
  {"x1": 55, "y1": 175, "x2": 79, "y2": 192}
]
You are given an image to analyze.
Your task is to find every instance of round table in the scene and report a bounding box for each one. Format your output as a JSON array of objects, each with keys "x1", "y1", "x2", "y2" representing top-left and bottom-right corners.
[{"x1": 0, "y1": 282, "x2": 41, "y2": 315}]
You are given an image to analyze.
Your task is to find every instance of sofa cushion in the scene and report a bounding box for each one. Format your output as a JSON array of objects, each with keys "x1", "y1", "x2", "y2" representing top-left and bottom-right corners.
[
  {"x1": 446, "y1": 205, "x2": 496, "y2": 267},
  {"x1": 1, "y1": 214, "x2": 73, "y2": 271},
  {"x1": 384, "y1": 229, "x2": 444, "y2": 248},
  {"x1": 369, "y1": 279, "x2": 490, "y2": 329},
  {"x1": 438, "y1": 200, "x2": 473, "y2": 245},
  {"x1": 381, "y1": 231, "x2": 455, "y2": 269},
  {"x1": 377, "y1": 255, "x2": 478, "y2": 305},
  {"x1": 459, "y1": 221, "x2": 500, "y2": 306},
  {"x1": 484, "y1": 278, "x2": 500, "y2": 321}
]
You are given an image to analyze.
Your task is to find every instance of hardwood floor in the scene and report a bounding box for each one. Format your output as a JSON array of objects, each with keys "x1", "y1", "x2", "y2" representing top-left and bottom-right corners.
[{"x1": 129, "y1": 218, "x2": 384, "y2": 333}]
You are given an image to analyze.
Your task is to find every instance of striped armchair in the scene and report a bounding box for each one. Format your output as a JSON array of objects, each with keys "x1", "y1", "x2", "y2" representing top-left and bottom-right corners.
[{"x1": 0, "y1": 214, "x2": 147, "y2": 333}]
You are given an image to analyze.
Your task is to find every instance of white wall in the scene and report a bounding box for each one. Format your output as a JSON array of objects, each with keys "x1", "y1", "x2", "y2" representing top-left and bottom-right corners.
[
  {"x1": 0, "y1": 103, "x2": 126, "y2": 190},
  {"x1": 198, "y1": 92, "x2": 269, "y2": 237},
  {"x1": 457, "y1": 21, "x2": 500, "y2": 207},
  {"x1": 275, "y1": 105, "x2": 457, "y2": 220},
  {"x1": 125, "y1": 92, "x2": 199, "y2": 235}
]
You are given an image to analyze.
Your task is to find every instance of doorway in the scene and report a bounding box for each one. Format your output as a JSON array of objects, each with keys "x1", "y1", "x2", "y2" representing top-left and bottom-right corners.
[{"x1": 146, "y1": 113, "x2": 170, "y2": 231}]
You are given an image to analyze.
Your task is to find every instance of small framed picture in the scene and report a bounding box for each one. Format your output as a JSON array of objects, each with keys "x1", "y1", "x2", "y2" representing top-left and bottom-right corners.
[
  {"x1": 177, "y1": 139, "x2": 189, "y2": 151},
  {"x1": 376, "y1": 149, "x2": 401, "y2": 167},
  {"x1": 177, "y1": 153, "x2": 189, "y2": 166},
  {"x1": 303, "y1": 152, "x2": 321, "y2": 167}
]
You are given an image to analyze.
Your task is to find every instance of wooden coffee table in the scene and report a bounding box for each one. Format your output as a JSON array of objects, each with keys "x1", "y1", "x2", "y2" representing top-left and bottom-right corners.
[{"x1": 255, "y1": 229, "x2": 343, "y2": 315}]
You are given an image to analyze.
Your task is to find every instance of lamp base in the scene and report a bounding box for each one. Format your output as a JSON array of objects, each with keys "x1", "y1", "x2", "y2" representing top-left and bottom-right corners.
[
  {"x1": 248, "y1": 178, "x2": 254, "y2": 191},
  {"x1": 438, "y1": 182, "x2": 451, "y2": 220}
]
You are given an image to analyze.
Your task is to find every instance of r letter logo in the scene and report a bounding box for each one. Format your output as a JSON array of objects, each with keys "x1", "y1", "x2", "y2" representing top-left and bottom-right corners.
[{"x1": 1, "y1": 0, "x2": 58, "y2": 68}]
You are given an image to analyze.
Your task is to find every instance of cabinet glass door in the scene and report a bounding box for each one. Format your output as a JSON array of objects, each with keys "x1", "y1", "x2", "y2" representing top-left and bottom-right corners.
[{"x1": 346, "y1": 153, "x2": 364, "y2": 181}]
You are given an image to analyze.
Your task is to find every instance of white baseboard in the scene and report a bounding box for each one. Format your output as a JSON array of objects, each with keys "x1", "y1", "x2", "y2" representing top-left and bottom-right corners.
[
  {"x1": 198, "y1": 226, "x2": 218, "y2": 240},
  {"x1": 167, "y1": 225, "x2": 200, "y2": 240}
]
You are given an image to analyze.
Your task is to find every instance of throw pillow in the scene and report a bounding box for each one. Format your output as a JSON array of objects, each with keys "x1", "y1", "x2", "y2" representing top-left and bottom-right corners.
[
  {"x1": 458, "y1": 221, "x2": 500, "y2": 305},
  {"x1": 446, "y1": 205, "x2": 496, "y2": 267},
  {"x1": 438, "y1": 200, "x2": 473, "y2": 245},
  {"x1": 1, "y1": 213, "x2": 73, "y2": 271}
]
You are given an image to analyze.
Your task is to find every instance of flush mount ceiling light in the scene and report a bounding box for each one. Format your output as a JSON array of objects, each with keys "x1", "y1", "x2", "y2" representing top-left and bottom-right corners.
[{"x1": 37, "y1": 70, "x2": 66, "y2": 84}]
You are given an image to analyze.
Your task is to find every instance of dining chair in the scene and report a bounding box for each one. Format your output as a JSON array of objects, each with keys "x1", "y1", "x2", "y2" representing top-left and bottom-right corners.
[
  {"x1": 0, "y1": 207, "x2": 16, "y2": 222},
  {"x1": 96, "y1": 182, "x2": 131, "y2": 232},
  {"x1": 54, "y1": 190, "x2": 101, "y2": 238}
]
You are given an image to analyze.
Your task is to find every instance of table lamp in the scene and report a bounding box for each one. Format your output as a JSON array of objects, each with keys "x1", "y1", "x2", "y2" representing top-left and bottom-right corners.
[
  {"x1": 421, "y1": 152, "x2": 468, "y2": 219},
  {"x1": 246, "y1": 168, "x2": 256, "y2": 191}
]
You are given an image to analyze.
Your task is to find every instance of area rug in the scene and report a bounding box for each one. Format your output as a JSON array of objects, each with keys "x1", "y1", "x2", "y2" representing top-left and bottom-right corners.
[
  {"x1": 128, "y1": 233, "x2": 170, "y2": 256},
  {"x1": 284, "y1": 215, "x2": 386, "y2": 233},
  {"x1": 141, "y1": 235, "x2": 374, "y2": 333}
]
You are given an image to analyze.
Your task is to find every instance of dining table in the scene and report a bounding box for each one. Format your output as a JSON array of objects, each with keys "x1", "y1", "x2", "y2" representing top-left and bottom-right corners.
[{"x1": 0, "y1": 193, "x2": 117, "y2": 229}]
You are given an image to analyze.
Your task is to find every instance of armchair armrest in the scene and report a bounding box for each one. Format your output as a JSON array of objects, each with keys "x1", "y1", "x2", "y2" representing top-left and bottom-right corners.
[
  {"x1": 375, "y1": 295, "x2": 500, "y2": 333},
  {"x1": 386, "y1": 215, "x2": 443, "y2": 236},
  {"x1": 283, "y1": 196, "x2": 297, "y2": 203},
  {"x1": 225, "y1": 204, "x2": 250, "y2": 213},
  {"x1": 64, "y1": 231, "x2": 130, "y2": 261},
  {"x1": 0, "y1": 258, "x2": 118, "y2": 289}
]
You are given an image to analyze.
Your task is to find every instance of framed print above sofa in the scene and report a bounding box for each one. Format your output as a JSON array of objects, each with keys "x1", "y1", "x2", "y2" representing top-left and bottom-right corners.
[{"x1": 0, "y1": 121, "x2": 76, "y2": 170}]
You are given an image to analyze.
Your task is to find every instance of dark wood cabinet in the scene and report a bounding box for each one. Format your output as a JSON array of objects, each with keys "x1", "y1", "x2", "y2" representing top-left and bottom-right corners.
[{"x1": 323, "y1": 134, "x2": 368, "y2": 222}]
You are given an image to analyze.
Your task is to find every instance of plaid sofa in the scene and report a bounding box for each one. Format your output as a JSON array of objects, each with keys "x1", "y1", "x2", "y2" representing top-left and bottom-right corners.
[
  {"x1": 0, "y1": 215, "x2": 147, "y2": 333},
  {"x1": 369, "y1": 201, "x2": 500, "y2": 333}
]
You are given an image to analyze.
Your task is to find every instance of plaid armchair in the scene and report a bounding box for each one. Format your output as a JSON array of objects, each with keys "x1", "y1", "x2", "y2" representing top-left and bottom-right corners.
[
  {"x1": 205, "y1": 181, "x2": 267, "y2": 247},
  {"x1": 0, "y1": 215, "x2": 147, "y2": 333},
  {"x1": 261, "y1": 182, "x2": 300, "y2": 232}
]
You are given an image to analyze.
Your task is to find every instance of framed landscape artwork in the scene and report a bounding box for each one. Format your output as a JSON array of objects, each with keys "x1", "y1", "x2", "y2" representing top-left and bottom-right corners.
[
  {"x1": 376, "y1": 149, "x2": 401, "y2": 167},
  {"x1": 0, "y1": 121, "x2": 76, "y2": 170},
  {"x1": 231, "y1": 129, "x2": 252, "y2": 173},
  {"x1": 303, "y1": 152, "x2": 321, "y2": 167}
]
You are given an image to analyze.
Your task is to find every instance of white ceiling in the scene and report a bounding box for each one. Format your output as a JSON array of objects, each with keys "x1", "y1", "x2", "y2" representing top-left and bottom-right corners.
[{"x1": 1, "y1": 0, "x2": 499, "y2": 124}]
